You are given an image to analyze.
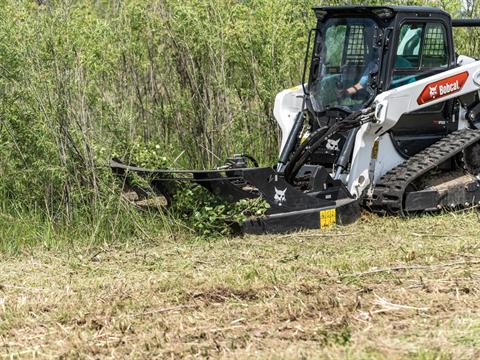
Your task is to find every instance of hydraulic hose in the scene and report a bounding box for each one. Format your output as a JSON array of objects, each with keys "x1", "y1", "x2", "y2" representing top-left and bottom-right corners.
[
  {"x1": 283, "y1": 126, "x2": 329, "y2": 182},
  {"x1": 283, "y1": 107, "x2": 375, "y2": 184}
]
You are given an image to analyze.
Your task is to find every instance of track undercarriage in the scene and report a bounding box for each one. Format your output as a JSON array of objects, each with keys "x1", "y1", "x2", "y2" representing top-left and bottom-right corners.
[{"x1": 370, "y1": 129, "x2": 480, "y2": 215}]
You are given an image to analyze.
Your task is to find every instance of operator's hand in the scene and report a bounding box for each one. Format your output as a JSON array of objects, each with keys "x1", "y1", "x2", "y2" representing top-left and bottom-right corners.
[
  {"x1": 336, "y1": 86, "x2": 358, "y2": 99},
  {"x1": 345, "y1": 87, "x2": 357, "y2": 95}
]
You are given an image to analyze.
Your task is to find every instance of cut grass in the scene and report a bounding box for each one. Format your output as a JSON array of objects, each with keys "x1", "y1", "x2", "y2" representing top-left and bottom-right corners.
[{"x1": 1, "y1": 211, "x2": 480, "y2": 358}]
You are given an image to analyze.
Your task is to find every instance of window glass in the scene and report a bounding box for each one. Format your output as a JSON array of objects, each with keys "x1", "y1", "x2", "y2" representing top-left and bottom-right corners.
[
  {"x1": 324, "y1": 25, "x2": 346, "y2": 66},
  {"x1": 309, "y1": 18, "x2": 377, "y2": 112},
  {"x1": 395, "y1": 23, "x2": 424, "y2": 69}
]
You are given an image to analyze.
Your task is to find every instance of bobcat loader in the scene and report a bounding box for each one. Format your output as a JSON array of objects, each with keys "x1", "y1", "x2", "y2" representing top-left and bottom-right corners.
[{"x1": 111, "y1": 6, "x2": 480, "y2": 234}]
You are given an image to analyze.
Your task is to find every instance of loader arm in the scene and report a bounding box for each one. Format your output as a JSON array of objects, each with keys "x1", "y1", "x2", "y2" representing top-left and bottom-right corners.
[{"x1": 348, "y1": 60, "x2": 480, "y2": 198}]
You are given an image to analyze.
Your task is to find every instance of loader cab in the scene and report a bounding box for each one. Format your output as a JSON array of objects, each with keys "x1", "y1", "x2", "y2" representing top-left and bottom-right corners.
[
  {"x1": 307, "y1": 6, "x2": 456, "y2": 159},
  {"x1": 385, "y1": 9, "x2": 456, "y2": 157},
  {"x1": 303, "y1": 7, "x2": 393, "y2": 167}
]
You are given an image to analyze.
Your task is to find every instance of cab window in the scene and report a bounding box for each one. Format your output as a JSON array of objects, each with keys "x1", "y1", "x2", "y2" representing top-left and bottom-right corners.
[
  {"x1": 324, "y1": 25, "x2": 346, "y2": 66},
  {"x1": 390, "y1": 22, "x2": 449, "y2": 89}
]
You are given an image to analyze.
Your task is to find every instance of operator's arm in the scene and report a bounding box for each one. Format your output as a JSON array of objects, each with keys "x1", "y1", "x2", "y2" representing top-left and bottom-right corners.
[
  {"x1": 344, "y1": 66, "x2": 370, "y2": 95},
  {"x1": 345, "y1": 75, "x2": 367, "y2": 95}
]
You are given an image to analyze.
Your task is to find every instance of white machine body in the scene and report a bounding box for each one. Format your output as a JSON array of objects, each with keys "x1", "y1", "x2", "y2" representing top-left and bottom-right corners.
[{"x1": 273, "y1": 59, "x2": 480, "y2": 199}]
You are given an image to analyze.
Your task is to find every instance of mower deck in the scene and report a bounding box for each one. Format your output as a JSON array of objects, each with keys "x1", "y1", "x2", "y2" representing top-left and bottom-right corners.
[
  {"x1": 110, "y1": 159, "x2": 359, "y2": 234},
  {"x1": 241, "y1": 198, "x2": 360, "y2": 234}
]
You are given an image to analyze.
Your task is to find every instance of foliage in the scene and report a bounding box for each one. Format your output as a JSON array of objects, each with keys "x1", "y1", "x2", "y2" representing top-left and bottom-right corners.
[
  {"x1": 172, "y1": 186, "x2": 270, "y2": 238},
  {"x1": 119, "y1": 140, "x2": 270, "y2": 239}
]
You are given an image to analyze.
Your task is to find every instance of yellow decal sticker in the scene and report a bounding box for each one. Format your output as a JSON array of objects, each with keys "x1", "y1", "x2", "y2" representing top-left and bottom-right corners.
[{"x1": 320, "y1": 208, "x2": 336, "y2": 229}]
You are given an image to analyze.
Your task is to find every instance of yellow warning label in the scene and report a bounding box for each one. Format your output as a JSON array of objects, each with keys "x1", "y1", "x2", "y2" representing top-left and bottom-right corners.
[{"x1": 320, "y1": 208, "x2": 336, "y2": 229}]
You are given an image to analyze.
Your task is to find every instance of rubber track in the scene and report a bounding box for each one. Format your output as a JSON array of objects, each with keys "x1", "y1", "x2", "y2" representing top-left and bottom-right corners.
[{"x1": 370, "y1": 128, "x2": 480, "y2": 215}]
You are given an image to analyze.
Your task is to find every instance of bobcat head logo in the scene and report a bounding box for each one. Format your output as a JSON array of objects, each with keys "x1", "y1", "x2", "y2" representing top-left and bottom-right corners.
[
  {"x1": 274, "y1": 187, "x2": 287, "y2": 206},
  {"x1": 429, "y1": 85, "x2": 438, "y2": 98},
  {"x1": 326, "y1": 138, "x2": 340, "y2": 152}
]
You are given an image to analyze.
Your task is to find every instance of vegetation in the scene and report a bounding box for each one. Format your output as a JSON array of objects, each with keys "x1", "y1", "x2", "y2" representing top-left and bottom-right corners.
[
  {"x1": 0, "y1": 0, "x2": 479, "y2": 247},
  {"x1": 2, "y1": 212, "x2": 480, "y2": 358},
  {"x1": 2, "y1": 1, "x2": 480, "y2": 358}
]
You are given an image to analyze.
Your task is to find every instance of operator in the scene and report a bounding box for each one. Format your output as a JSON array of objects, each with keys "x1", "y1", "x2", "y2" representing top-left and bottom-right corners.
[
  {"x1": 336, "y1": 61, "x2": 375, "y2": 98},
  {"x1": 338, "y1": 56, "x2": 415, "y2": 98},
  {"x1": 344, "y1": 67, "x2": 371, "y2": 96}
]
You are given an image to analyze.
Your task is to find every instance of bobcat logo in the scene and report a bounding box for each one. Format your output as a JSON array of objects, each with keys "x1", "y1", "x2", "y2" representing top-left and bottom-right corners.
[
  {"x1": 274, "y1": 187, "x2": 287, "y2": 206},
  {"x1": 326, "y1": 138, "x2": 340, "y2": 152},
  {"x1": 429, "y1": 85, "x2": 438, "y2": 98}
]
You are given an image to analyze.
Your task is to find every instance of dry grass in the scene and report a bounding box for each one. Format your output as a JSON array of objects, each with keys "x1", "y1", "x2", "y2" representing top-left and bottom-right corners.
[{"x1": 2, "y1": 211, "x2": 480, "y2": 359}]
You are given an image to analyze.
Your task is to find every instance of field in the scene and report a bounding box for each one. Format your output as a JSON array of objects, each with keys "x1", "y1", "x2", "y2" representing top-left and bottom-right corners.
[
  {"x1": 3, "y1": 2, "x2": 480, "y2": 358},
  {"x1": 2, "y1": 211, "x2": 480, "y2": 359}
]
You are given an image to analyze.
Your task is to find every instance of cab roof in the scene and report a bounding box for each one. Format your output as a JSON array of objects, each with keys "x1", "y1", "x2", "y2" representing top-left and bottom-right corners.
[{"x1": 313, "y1": 6, "x2": 450, "y2": 19}]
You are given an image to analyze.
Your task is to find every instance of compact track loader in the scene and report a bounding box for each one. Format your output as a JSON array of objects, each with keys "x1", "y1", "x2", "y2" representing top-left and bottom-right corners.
[{"x1": 112, "y1": 6, "x2": 480, "y2": 234}]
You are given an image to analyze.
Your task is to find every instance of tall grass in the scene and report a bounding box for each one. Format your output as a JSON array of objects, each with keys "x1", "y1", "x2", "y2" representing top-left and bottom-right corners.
[{"x1": 0, "y1": 0, "x2": 479, "y2": 250}]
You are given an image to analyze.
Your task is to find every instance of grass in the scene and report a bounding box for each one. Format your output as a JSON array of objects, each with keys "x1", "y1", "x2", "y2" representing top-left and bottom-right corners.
[{"x1": 1, "y1": 211, "x2": 480, "y2": 358}]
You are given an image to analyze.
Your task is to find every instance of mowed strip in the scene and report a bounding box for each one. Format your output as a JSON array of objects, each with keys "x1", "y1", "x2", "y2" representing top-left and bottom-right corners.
[{"x1": 1, "y1": 212, "x2": 480, "y2": 359}]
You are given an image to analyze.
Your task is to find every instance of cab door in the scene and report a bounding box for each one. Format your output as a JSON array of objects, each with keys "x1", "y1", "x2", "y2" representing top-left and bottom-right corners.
[{"x1": 388, "y1": 21, "x2": 455, "y2": 158}]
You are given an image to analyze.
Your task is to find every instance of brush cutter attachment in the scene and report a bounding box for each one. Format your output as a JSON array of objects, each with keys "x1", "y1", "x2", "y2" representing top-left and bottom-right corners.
[{"x1": 110, "y1": 156, "x2": 360, "y2": 234}]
